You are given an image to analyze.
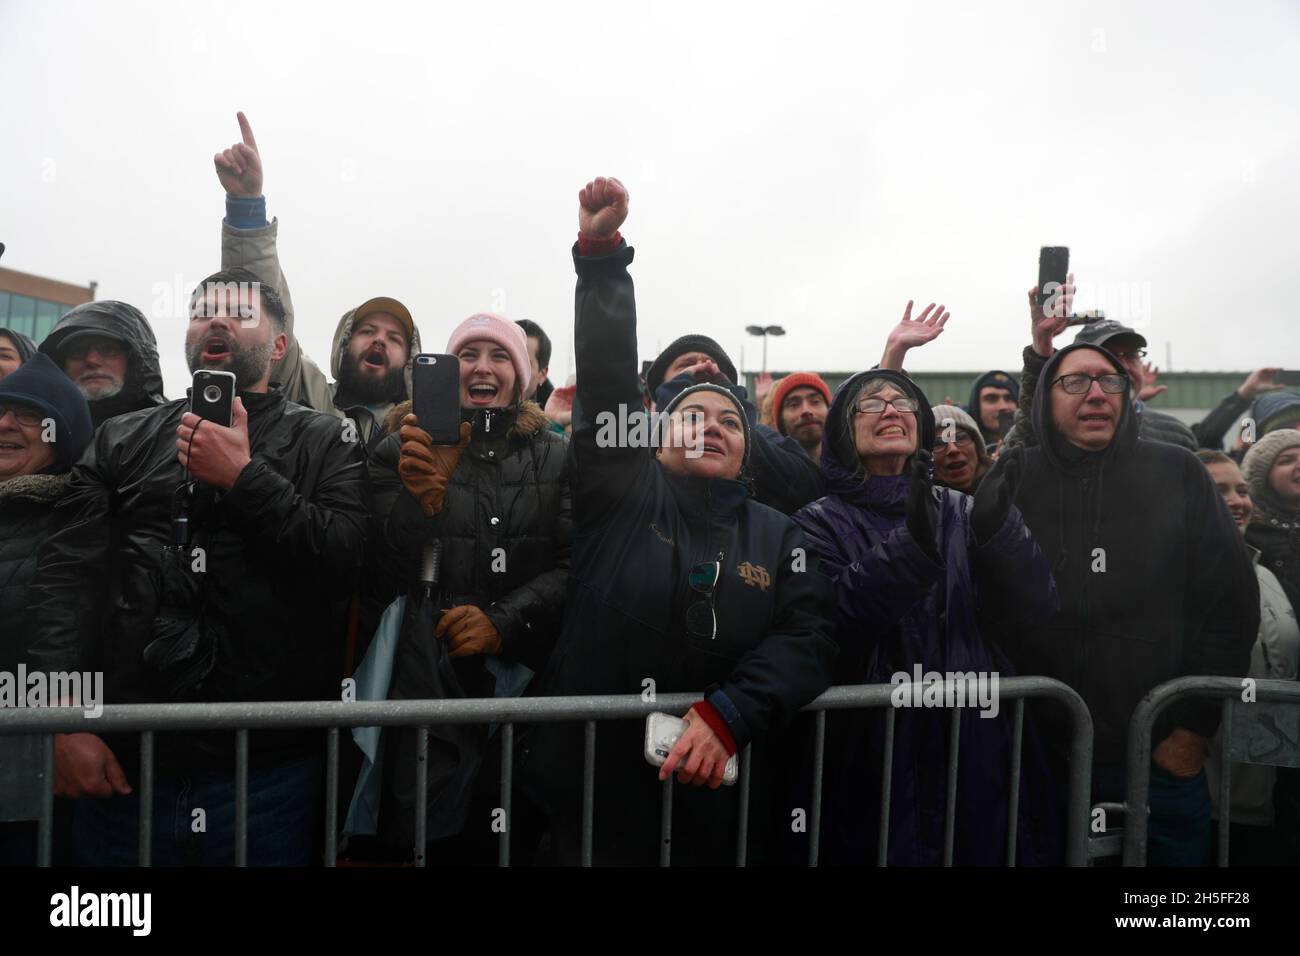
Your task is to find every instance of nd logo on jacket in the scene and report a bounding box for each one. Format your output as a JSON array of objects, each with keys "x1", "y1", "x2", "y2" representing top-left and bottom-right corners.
[{"x1": 737, "y1": 561, "x2": 771, "y2": 591}]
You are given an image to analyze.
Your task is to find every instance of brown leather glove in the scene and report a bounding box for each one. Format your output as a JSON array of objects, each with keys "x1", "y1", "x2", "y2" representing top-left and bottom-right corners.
[
  {"x1": 398, "y1": 416, "x2": 471, "y2": 517},
  {"x1": 435, "y1": 605, "x2": 503, "y2": 658},
  {"x1": 1152, "y1": 727, "x2": 1206, "y2": 779}
]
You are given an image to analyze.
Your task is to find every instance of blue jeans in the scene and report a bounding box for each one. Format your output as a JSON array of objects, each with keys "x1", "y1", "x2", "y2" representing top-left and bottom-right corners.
[
  {"x1": 1094, "y1": 762, "x2": 1212, "y2": 866},
  {"x1": 71, "y1": 754, "x2": 322, "y2": 867}
]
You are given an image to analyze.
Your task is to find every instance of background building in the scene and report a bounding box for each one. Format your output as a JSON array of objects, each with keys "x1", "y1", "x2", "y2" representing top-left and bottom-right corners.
[{"x1": 0, "y1": 266, "x2": 96, "y2": 344}]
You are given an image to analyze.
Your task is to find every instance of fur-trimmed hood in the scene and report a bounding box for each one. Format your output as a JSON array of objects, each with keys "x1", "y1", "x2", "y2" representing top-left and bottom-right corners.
[
  {"x1": 0, "y1": 472, "x2": 70, "y2": 505},
  {"x1": 384, "y1": 399, "x2": 549, "y2": 439}
]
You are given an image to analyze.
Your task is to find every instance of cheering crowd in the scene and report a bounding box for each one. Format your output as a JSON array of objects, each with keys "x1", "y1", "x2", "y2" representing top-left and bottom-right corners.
[{"x1": 2, "y1": 113, "x2": 1299, "y2": 868}]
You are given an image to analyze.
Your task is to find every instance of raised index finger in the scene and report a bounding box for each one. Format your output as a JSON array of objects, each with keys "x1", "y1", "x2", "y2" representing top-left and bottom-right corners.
[{"x1": 237, "y1": 111, "x2": 257, "y2": 150}]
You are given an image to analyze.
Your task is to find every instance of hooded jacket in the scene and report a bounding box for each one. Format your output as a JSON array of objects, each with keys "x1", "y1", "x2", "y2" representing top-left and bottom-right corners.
[
  {"x1": 967, "y1": 369, "x2": 1020, "y2": 443},
  {"x1": 26, "y1": 387, "x2": 369, "y2": 769},
  {"x1": 221, "y1": 218, "x2": 420, "y2": 448},
  {"x1": 328, "y1": 307, "x2": 422, "y2": 451},
  {"x1": 38, "y1": 301, "x2": 167, "y2": 428},
  {"x1": 0, "y1": 328, "x2": 37, "y2": 366},
  {"x1": 792, "y1": 369, "x2": 1062, "y2": 865},
  {"x1": 1002, "y1": 343, "x2": 1259, "y2": 765},
  {"x1": 522, "y1": 241, "x2": 837, "y2": 865},
  {"x1": 1006, "y1": 344, "x2": 1196, "y2": 452},
  {"x1": 222, "y1": 218, "x2": 335, "y2": 413}
]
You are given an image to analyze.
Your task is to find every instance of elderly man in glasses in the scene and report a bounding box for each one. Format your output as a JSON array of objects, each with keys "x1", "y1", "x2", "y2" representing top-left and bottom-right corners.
[
  {"x1": 995, "y1": 314, "x2": 1259, "y2": 866},
  {"x1": 1004, "y1": 281, "x2": 1197, "y2": 451}
]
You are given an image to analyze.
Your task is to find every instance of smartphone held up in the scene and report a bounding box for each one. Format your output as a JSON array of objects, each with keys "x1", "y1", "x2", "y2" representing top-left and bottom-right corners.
[{"x1": 412, "y1": 353, "x2": 462, "y2": 444}]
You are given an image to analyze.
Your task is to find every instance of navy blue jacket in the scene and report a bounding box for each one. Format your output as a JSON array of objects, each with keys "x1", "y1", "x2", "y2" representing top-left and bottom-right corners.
[{"x1": 522, "y1": 241, "x2": 837, "y2": 865}]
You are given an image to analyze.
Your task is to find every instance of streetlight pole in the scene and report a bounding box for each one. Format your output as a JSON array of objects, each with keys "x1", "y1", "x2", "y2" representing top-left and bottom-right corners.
[{"x1": 745, "y1": 324, "x2": 786, "y2": 375}]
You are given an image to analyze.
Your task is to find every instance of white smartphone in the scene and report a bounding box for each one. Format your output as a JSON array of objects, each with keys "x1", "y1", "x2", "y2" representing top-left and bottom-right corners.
[{"x1": 644, "y1": 711, "x2": 738, "y2": 786}]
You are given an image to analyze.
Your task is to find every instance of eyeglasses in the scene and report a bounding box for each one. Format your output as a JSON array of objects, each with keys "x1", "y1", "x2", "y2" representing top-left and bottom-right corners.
[
  {"x1": 0, "y1": 403, "x2": 44, "y2": 427},
  {"x1": 1052, "y1": 373, "x2": 1128, "y2": 395},
  {"x1": 1109, "y1": 349, "x2": 1147, "y2": 361},
  {"x1": 932, "y1": 431, "x2": 975, "y2": 451},
  {"x1": 64, "y1": 340, "x2": 125, "y2": 362},
  {"x1": 854, "y1": 397, "x2": 919, "y2": 415},
  {"x1": 685, "y1": 555, "x2": 722, "y2": 640}
]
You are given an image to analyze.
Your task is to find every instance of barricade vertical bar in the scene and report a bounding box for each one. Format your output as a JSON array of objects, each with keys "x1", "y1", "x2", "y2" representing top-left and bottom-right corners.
[
  {"x1": 37, "y1": 734, "x2": 53, "y2": 868},
  {"x1": 235, "y1": 729, "x2": 248, "y2": 867},
  {"x1": 659, "y1": 777, "x2": 673, "y2": 867},
  {"x1": 581, "y1": 721, "x2": 596, "y2": 867},
  {"x1": 325, "y1": 728, "x2": 339, "y2": 867},
  {"x1": 139, "y1": 731, "x2": 154, "y2": 867},
  {"x1": 735, "y1": 743, "x2": 752, "y2": 867},
  {"x1": 943, "y1": 705, "x2": 960, "y2": 867},
  {"x1": 878, "y1": 707, "x2": 895, "y2": 867},
  {"x1": 499, "y1": 723, "x2": 513, "y2": 868},
  {"x1": 1005, "y1": 699, "x2": 1024, "y2": 866},
  {"x1": 1217, "y1": 697, "x2": 1233, "y2": 867},
  {"x1": 808, "y1": 710, "x2": 826, "y2": 867},
  {"x1": 414, "y1": 726, "x2": 428, "y2": 867}
]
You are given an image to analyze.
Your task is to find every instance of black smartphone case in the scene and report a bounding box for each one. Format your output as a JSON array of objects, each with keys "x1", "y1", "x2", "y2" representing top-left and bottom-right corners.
[
  {"x1": 412, "y1": 354, "x2": 462, "y2": 444},
  {"x1": 1037, "y1": 246, "x2": 1069, "y2": 306},
  {"x1": 190, "y1": 370, "x2": 235, "y2": 427}
]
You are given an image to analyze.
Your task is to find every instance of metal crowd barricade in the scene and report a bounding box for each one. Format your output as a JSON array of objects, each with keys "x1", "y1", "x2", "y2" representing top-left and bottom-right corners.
[
  {"x1": 0, "y1": 675, "x2": 1093, "y2": 867},
  {"x1": 1124, "y1": 676, "x2": 1300, "y2": 867}
]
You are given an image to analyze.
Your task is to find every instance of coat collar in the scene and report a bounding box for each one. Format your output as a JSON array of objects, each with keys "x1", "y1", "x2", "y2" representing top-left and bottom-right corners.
[{"x1": 0, "y1": 471, "x2": 69, "y2": 504}]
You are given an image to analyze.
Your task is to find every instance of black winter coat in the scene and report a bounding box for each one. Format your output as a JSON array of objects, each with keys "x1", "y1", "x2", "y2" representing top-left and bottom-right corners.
[
  {"x1": 0, "y1": 473, "x2": 68, "y2": 673},
  {"x1": 27, "y1": 388, "x2": 369, "y2": 768},
  {"x1": 1002, "y1": 344, "x2": 1259, "y2": 765},
  {"x1": 1247, "y1": 520, "x2": 1300, "y2": 622},
  {"x1": 365, "y1": 400, "x2": 572, "y2": 673},
  {"x1": 522, "y1": 242, "x2": 837, "y2": 865}
]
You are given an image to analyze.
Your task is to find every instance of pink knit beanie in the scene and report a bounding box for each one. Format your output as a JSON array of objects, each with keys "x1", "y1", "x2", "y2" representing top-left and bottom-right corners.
[{"x1": 445, "y1": 313, "x2": 532, "y2": 403}]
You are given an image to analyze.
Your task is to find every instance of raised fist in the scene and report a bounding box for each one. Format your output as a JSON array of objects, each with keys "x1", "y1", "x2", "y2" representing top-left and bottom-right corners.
[
  {"x1": 214, "y1": 111, "x2": 263, "y2": 198},
  {"x1": 578, "y1": 176, "x2": 629, "y2": 240}
]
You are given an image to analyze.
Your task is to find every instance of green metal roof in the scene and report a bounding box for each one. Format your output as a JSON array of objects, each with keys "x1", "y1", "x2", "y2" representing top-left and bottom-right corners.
[{"x1": 743, "y1": 370, "x2": 1294, "y2": 413}]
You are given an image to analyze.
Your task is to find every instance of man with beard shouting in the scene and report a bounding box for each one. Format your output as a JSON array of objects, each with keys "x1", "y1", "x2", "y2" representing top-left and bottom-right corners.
[{"x1": 28, "y1": 269, "x2": 369, "y2": 866}]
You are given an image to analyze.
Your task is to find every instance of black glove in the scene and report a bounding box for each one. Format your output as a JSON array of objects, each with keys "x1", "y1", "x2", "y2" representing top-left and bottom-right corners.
[
  {"x1": 971, "y1": 446, "x2": 1022, "y2": 545},
  {"x1": 904, "y1": 449, "x2": 940, "y2": 561}
]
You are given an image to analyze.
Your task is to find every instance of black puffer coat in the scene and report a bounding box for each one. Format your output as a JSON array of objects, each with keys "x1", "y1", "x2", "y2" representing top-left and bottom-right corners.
[
  {"x1": 38, "y1": 301, "x2": 167, "y2": 428},
  {"x1": 27, "y1": 388, "x2": 369, "y2": 768},
  {"x1": 0, "y1": 474, "x2": 69, "y2": 673},
  {"x1": 521, "y1": 241, "x2": 837, "y2": 865},
  {"x1": 366, "y1": 399, "x2": 572, "y2": 672}
]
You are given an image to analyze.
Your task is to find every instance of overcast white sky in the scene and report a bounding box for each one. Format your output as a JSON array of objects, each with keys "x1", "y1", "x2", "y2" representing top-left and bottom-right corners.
[{"x1": 3, "y1": 0, "x2": 1298, "y2": 396}]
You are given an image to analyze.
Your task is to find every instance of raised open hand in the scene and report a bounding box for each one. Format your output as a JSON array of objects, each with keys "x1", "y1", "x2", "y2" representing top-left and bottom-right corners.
[
  {"x1": 578, "y1": 176, "x2": 629, "y2": 240},
  {"x1": 1138, "y1": 361, "x2": 1167, "y2": 401},
  {"x1": 214, "y1": 111, "x2": 263, "y2": 197},
  {"x1": 879, "y1": 301, "x2": 949, "y2": 370}
]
